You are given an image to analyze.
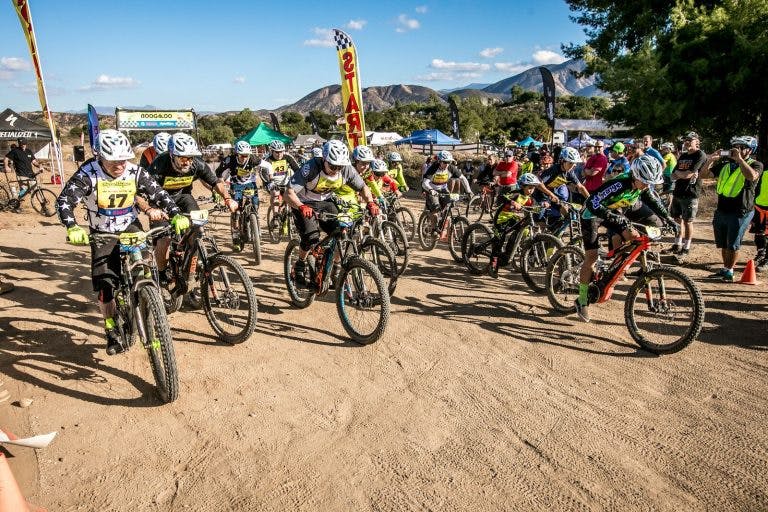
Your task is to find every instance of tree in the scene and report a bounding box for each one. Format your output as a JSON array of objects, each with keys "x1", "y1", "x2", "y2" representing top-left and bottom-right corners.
[{"x1": 224, "y1": 109, "x2": 259, "y2": 138}]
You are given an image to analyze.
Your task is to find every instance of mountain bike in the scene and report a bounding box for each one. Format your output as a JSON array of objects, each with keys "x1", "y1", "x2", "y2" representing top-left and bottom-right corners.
[
  {"x1": 86, "y1": 228, "x2": 179, "y2": 403},
  {"x1": 369, "y1": 196, "x2": 410, "y2": 276},
  {"x1": 231, "y1": 185, "x2": 262, "y2": 265},
  {"x1": 283, "y1": 210, "x2": 390, "y2": 344},
  {"x1": 266, "y1": 186, "x2": 297, "y2": 243},
  {"x1": 465, "y1": 184, "x2": 496, "y2": 222},
  {"x1": 0, "y1": 170, "x2": 57, "y2": 217},
  {"x1": 545, "y1": 223, "x2": 705, "y2": 354},
  {"x1": 383, "y1": 193, "x2": 416, "y2": 242},
  {"x1": 417, "y1": 193, "x2": 469, "y2": 262},
  {"x1": 163, "y1": 210, "x2": 258, "y2": 344}
]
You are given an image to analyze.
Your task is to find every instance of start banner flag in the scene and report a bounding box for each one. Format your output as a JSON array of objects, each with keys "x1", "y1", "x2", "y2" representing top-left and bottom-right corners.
[{"x1": 332, "y1": 29, "x2": 366, "y2": 149}]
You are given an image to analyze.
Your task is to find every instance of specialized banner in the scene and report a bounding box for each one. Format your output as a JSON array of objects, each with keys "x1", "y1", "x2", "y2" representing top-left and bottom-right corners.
[
  {"x1": 539, "y1": 66, "x2": 556, "y2": 131},
  {"x1": 269, "y1": 112, "x2": 282, "y2": 134},
  {"x1": 115, "y1": 109, "x2": 196, "y2": 131},
  {"x1": 447, "y1": 96, "x2": 461, "y2": 141},
  {"x1": 332, "y1": 29, "x2": 366, "y2": 149},
  {"x1": 87, "y1": 104, "x2": 100, "y2": 154}
]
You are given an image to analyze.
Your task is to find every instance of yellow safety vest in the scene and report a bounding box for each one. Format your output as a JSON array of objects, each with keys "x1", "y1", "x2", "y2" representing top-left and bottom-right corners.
[
  {"x1": 756, "y1": 170, "x2": 768, "y2": 207},
  {"x1": 716, "y1": 159, "x2": 753, "y2": 198}
]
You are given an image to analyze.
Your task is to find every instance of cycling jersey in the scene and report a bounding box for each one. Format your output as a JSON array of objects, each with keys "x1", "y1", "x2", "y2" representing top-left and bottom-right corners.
[
  {"x1": 148, "y1": 152, "x2": 219, "y2": 196},
  {"x1": 57, "y1": 157, "x2": 180, "y2": 232},
  {"x1": 289, "y1": 158, "x2": 366, "y2": 203},
  {"x1": 387, "y1": 163, "x2": 408, "y2": 191},
  {"x1": 496, "y1": 192, "x2": 533, "y2": 225},
  {"x1": 422, "y1": 162, "x2": 461, "y2": 192},
  {"x1": 663, "y1": 153, "x2": 677, "y2": 177},
  {"x1": 139, "y1": 147, "x2": 158, "y2": 169},
  {"x1": 582, "y1": 175, "x2": 668, "y2": 221},
  {"x1": 262, "y1": 153, "x2": 300, "y2": 189},
  {"x1": 215, "y1": 154, "x2": 268, "y2": 187}
]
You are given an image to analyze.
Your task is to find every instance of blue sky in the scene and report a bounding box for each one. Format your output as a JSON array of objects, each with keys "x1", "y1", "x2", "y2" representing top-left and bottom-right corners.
[{"x1": 1, "y1": 0, "x2": 586, "y2": 113}]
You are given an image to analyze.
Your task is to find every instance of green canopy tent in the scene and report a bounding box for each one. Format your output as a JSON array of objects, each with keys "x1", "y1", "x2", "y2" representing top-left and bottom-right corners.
[{"x1": 236, "y1": 122, "x2": 292, "y2": 146}]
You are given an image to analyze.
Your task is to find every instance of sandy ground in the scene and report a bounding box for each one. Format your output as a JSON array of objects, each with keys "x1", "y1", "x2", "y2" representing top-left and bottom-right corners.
[{"x1": 0, "y1": 185, "x2": 767, "y2": 511}]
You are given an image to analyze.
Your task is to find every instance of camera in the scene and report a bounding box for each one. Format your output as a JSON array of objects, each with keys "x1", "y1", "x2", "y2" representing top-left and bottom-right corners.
[{"x1": 720, "y1": 150, "x2": 731, "y2": 157}]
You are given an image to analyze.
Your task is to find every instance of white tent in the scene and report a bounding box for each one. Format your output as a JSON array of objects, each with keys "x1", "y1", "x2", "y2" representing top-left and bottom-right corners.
[
  {"x1": 567, "y1": 133, "x2": 597, "y2": 149},
  {"x1": 366, "y1": 131, "x2": 403, "y2": 146}
]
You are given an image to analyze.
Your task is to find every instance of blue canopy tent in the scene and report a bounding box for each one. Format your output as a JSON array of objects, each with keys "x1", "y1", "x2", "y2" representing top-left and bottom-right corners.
[
  {"x1": 394, "y1": 129, "x2": 462, "y2": 145},
  {"x1": 515, "y1": 136, "x2": 543, "y2": 148}
]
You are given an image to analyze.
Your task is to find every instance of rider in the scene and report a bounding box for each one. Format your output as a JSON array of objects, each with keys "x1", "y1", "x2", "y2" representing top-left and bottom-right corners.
[
  {"x1": 370, "y1": 159, "x2": 401, "y2": 198},
  {"x1": 215, "y1": 140, "x2": 268, "y2": 251},
  {"x1": 56, "y1": 129, "x2": 188, "y2": 355},
  {"x1": 285, "y1": 140, "x2": 379, "y2": 286},
  {"x1": 575, "y1": 154, "x2": 679, "y2": 322},
  {"x1": 147, "y1": 132, "x2": 237, "y2": 281},
  {"x1": 386, "y1": 152, "x2": 409, "y2": 193},
  {"x1": 422, "y1": 150, "x2": 468, "y2": 212},
  {"x1": 535, "y1": 147, "x2": 590, "y2": 224},
  {"x1": 139, "y1": 132, "x2": 170, "y2": 169},
  {"x1": 261, "y1": 140, "x2": 301, "y2": 223}
]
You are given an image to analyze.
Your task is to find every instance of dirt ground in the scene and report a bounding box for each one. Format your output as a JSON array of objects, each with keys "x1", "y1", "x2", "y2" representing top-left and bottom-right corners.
[{"x1": 0, "y1": 184, "x2": 767, "y2": 511}]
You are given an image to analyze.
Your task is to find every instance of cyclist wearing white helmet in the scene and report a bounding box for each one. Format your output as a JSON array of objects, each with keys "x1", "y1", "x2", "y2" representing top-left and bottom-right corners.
[
  {"x1": 350, "y1": 145, "x2": 384, "y2": 198},
  {"x1": 56, "y1": 129, "x2": 188, "y2": 355},
  {"x1": 139, "y1": 131, "x2": 170, "y2": 169},
  {"x1": 659, "y1": 142, "x2": 677, "y2": 194},
  {"x1": 535, "y1": 146, "x2": 590, "y2": 205},
  {"x1": 422, "y1": 150, "x2": 463, "y2": 211},
  {"x1": 575, "y1": 154, "x2": 678, "y2": 321},
  {"x1": 148, "y1": 132, "x2": 237, "y2": 280},
  {"x1": 386, "y1": 151, "x2": 409, "y2": 192},
  {"x1": 262, "y1": 139, "x2": 301, "y2": 220}
]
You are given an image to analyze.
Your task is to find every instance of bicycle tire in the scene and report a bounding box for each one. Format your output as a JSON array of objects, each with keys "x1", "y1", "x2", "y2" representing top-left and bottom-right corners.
[
  {"x1": 0, "y1": 185, "x2": 10, "y2": 210},
  {"x1": 545, "y1": 245, "x2": 584, "y2": 313},
  {"x1": 395, "y1": 207, "x2": 416, "y2": 241},
  {"x1": 249, "y1": 213, "x2": 262, "y2": 265},
  {"x1": 380, "y1": 220, "x2": 410, "y2": 276},
  {"x1": 624, "y1": 266, "x2": 705, "y2": 354},
  {"x1": 465, "y1": 195, "x2": 482, "y2": 222},
  {"x1": 417, "y1": 210, "x2": 438, "y2": 251},
  {"x1": 266, "y1": 208, "x2": 281, "y2": 243},
  {"x1": 336, "y1": 256, "x2": 390, "y2": 345},
  {"x1": 283, "y1": 239, "x2": 316, "y2": 308},
  {"x1": 461, "y1": 222, "x2": 494, "y2": 275},
  {"x1": 359, "y1": 237, "x2": 398, "y2": 296},
  {"x1": 201, "y1": 254, "x2": 258, "y2": 344},
  {"x1": 30, "y1": 187, "x2": 58, "y2": 217},
  {"x1": 138, "y1": 285, "x2": 179, "y2": 403},
  {"x1": 520, "y1": 233, "x2": 564, "y2": 293},
  {"x1": 449, "y1": 216, "x2": 470, "y2": 263}
]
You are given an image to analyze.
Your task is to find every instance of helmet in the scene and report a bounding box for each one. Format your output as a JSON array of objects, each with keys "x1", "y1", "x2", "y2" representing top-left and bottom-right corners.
[
  {"x1": 235, "y1": 141, "x2": 252, "y2": 155},
  {"x1": 559, "y1": 147, "x2": 581, "y2": 163},
  {"x1": 504, "y1": 149, "x2": 515, "y2": 157},
  {"x1": 351, "y1": 145, "x2": 375, "y2": 163},
  {"x1": 437, "y1": 150, "x2": 454, "y2": 162},
  {"x1": 684, "y1": 131, "x2": 700, "y2": 141},
  {"x1": 611, "y1": 142, "x2": 625, "y2": 154},
  {"x1": 630, "y1": 154, "x2": 664, "y2": 185},
  {"x1": 311, "y1": 147, "x2": 323, "y2": 158},
  {"x1": 387, "y1": 151, "x2": 402, "y2": 162},
  {"x1": 370, "y1": 159, "x2": 388, "y2": 176},
  {"x1": 98, "y1": 129, "x2": 135, "y2": 161},
  {"x1": 660, "y1": 142, "x2": 675, "y2": 152},
  {"x1": 730, "y1": 135, "x2": 758, "y2": 151},
  {"x1": 323, "y1": 140, "x2": 351, "y2": 166},
  {"x1": 268, "y1": 140, "x2": 285, "y2": 152},
  {"x1": 152, "y1": 132, "x2": 170, "y2": 153},
  {"x1": 517, "y1": 173, "x2": 541, "y2": 186},
  {"x1": 168, "y1": 133, "x2": 201, "y2": 157}
]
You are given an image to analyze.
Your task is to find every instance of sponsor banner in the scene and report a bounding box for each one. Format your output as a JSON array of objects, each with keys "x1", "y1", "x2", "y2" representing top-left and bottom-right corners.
[
  {"x1": 332, "y1": 29, "x2": 366, "y2": 149},
  {"x1": 87, "y1": 104, "x2": 100, "y2": 154},
  {"x1": 447, "y1": 96, "x2": 461, "y2": 141},
  {"x1": 116, "y1": 110, "x2": 196, "y2": 130},
  {"x1": 539, "y1": 67, "x2": 556, "y2": 130}
]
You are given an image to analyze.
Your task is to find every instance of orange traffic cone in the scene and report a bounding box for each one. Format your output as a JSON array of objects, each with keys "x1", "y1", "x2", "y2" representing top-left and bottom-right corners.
[
  {"x1": 739, "y1": 259, "x2": 760, "y2": 285},
  {"x1": 0, "y1": 453, "x2": 28, "y2": 512}
]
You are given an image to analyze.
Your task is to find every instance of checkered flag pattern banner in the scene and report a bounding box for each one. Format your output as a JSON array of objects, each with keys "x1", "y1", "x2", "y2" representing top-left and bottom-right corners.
[{"x1": 333, "y1": 29, "x2": 353, "y2": 51}]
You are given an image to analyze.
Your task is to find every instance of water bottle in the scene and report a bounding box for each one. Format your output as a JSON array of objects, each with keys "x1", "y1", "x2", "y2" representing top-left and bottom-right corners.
[
  {"x1": 10, "y1": 185, "x2": 17, "y2": 197},
  {"x1": 18, "y1": 186, "x2": 28, "y2": 198}
]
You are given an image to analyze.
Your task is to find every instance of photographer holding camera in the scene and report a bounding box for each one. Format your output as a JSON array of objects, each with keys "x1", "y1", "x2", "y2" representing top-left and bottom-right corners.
[{"x1": 702, "y1": 135, "x2": 762, "y2": 282}]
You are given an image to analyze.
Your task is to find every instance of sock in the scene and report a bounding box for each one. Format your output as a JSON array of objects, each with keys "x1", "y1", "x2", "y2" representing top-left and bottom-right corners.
[
  {"x1": 578, "y1": 283, "x2": 589, "y2": 306},
  {"x1": 684, "y1": 239, "x2": 692, "y2": 249},
  {"x1": 104, "y1": 317, "x2": 116, "y2": 330},
  {"x1": 674, "y1": 237, "x2": 682, "y2": 246}
]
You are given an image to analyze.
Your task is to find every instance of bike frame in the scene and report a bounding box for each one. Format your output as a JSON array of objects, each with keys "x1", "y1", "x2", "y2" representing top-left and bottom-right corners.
[{"x1": 593, "y1": 234, "x2": 653, "y2": 303}]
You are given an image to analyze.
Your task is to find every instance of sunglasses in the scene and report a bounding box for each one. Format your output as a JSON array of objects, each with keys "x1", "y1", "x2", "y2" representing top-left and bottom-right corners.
[
  {"x1": 175, "y1": 156, "x2": 193, "y2": 163},
  {"x1": 328, "y1": 164, "x2": 344, "y2": 172}
]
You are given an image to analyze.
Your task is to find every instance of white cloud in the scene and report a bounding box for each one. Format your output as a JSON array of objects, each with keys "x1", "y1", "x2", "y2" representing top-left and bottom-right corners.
[
  {"x1": 79, "y1": 74, "x2": 140, "y2": 91},
  {"x1": 233, "y1": 76, "x2": 246, "y2": 84},
  {"x1": 346, "y1": 19, "x2": 367, "y2": 30},
  {"x1": 479, "y1": 47, "x2": 503, "y2": 59},
  {"x1": 430, "y1": 59, "x2": 490, "y2": 72},
  {"x1": 396, "y1": 14, "x2": 420, "y2": 32},
  {"x1": 1, "y1": 57, "x2": 31, "y2": 71},
  {"x1": 415, "y1": 71, "x2": 482, "y2": 82},
  {"x1": 0, "y1": 70, "x2": 13, "y2": 81},
  {"x1": 303, "y1": 27, "x2": 335, "y2": 47},
  {"x1": 415, "y1": 6, "x2": 428, "y2": 13},
  {"x1": 532, "y1": 50, "x2": 567, "y2": 65}
]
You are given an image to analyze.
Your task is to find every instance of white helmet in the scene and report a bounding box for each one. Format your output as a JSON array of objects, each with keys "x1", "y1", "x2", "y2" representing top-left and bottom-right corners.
[
  {"x1": 152, "y1": 132, "x2": 170, "y2": 153},
  {"x1": 98, "y1": 129, "x2": 135, "y2": 161},
  {"x1": 235, "y1": 141, "x2": 252, "y2": 155},
  {"x1": 311, "y1": 147, "x2": 323, "y2": 158},
  {"x1": 269, "y1": 140, "x2": 286, "y2": 152},
  {"x1": 371, "y1": 159, "x2": 389, "y2": 176},
  {"x1": 517, "y1": 173, "x2": 541, "y2": 186},
  {"x1": 730, "y1": 135, "x2": 758, "y2": 151},
  {"x1": 660, "y1": 142, "x2": 675, "y2": 152},
  {"x1": 630, "y1": 154, "x2": 664, "y2": 185},
  {"x1": 323, "y1": 140, "x2": 350, "y2": 166},
  {"x1": 559, "y1": 146, "x2": 581, "y2": 163},
  {"x1": 168, "y1": 133, "x2": 201, "y2": 157},
  {"x1": 387, "y1": 151, "x2": 402, "y2": 162},
  {"x1": 437, "y1": 150, "x2": 454, "y2": 162},
  {"x1": 352, "y1": 145, "x2": 375, "y2": 163}
]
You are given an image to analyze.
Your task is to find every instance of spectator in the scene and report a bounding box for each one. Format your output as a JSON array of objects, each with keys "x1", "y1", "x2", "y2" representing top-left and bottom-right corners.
[
  {"x1": 583, "y1": 141, "x2": 608, "y2": 193},
  {"x1": 475, "y1": 153, "x2": 497, "y2": 186},
  {"x1": 660, "y1": 142, "x2": 678, "y2": 195},
  {"x1": 493, "y1": 149, "x2": 519, "y2": 202},
  {"x1": 751, "y1": 146, "x2": 768, "y2": 272},
  {"x1": 607, "y1": 142, "x2": 630, "y2": 177},
  {"x1": 664, "y1": 132, "x2": 708, "y2": 256},
  {"x1": 701, "y1": 136, "x2": 762, "y2": 281},
  {"x1": 4, "y1": 138, "x2": 41, "y2": 182},
  {"x1": 642, "y1": 134, "x2": 665, "y2": 166}
]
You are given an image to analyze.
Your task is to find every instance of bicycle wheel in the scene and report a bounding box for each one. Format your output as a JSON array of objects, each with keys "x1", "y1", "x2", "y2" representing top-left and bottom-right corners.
[
  {"x1": 380, "y1": 220, "x2": 410, "y2": 276},
  {"x1": 545, "y1": 245, "x2": 584, "y2": 313},
  {"x1": 0, "y1": 185, "x2": 10, "y2": 210},
  {"x1": 336, "y1": 256, "x2": 390, "y2": 344},
  {"x1": 283, "y1": 239, "x2": 316, "y2": 308},
  {"x1": 462, "y1": 223, "x2": 494, "y2": 275},
  {"x1": 624, "y1": 266, "x2": 705, "y2": 354},
  {"x1": 465, "y1": 195, "x2": 483, "y2": 222},
  {"x1": 201, "y1": 254, "x2": 258, "y2": 344},
  {"x1": 30, "y1": 188, "x2": 58, "y2": 217},
  {"x1": 138, "y1": 285, "x2": 179, "y2": 403},
  {"x1": 395, "y1": 207, "x2": 416, "y2": 241},
  {"x1": 359, "y1": 238, "x2": 398, "y2": 296},
  {"x1": 520, "y1": 233, "x2": 564, "y2": 293},
  {"x1": 266, "y1": 208, "x2": 281, "y2": 243},
  {"x1": 417, "y1": 210, "x2": 438, "y2": 251},
  {"x1": 449, "y1": 216, "x2": 470, "y2": 263},
  {"x1": 249, "y1": 213, "x2": 262, "y2": 265}
]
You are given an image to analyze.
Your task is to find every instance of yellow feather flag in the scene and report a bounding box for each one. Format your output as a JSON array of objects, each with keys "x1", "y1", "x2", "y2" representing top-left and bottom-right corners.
[{"x1": 332, "y1": 29, "x2": 366, "y2": 149}]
